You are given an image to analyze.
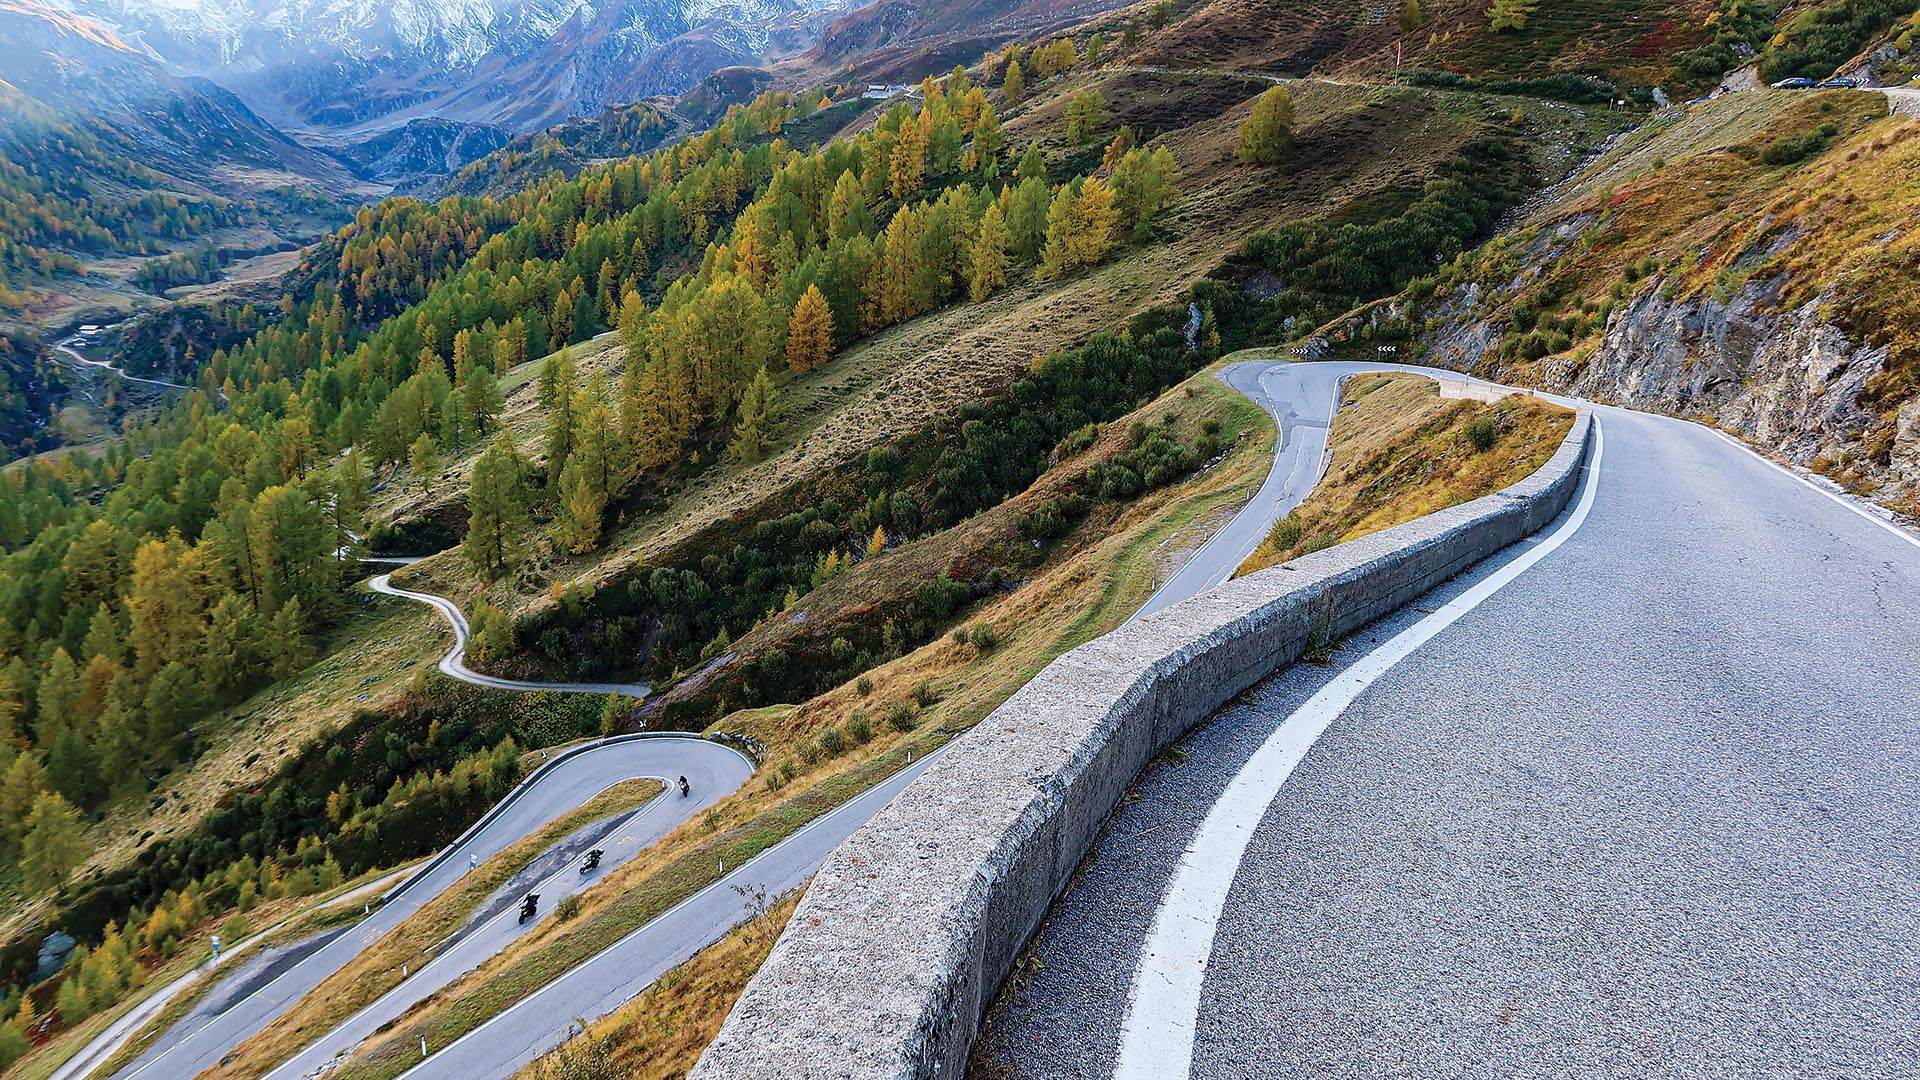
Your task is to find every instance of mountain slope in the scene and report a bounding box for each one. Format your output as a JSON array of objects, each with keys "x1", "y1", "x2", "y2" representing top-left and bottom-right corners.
[{"x1": 1392, "y1": 89, "x2": 1920, "y2": 515}]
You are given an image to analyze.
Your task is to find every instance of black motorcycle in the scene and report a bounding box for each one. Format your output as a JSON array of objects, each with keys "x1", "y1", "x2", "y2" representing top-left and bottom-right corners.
[
  {"x1": 518, "y1": 893, "x2": 540, "y2": 924},
  {"x1": 678, "y1": 775, "x2": 690, "y2": 797},
  {"x1": 580, "y1": 849, "x2": 604, "y2": 874}
]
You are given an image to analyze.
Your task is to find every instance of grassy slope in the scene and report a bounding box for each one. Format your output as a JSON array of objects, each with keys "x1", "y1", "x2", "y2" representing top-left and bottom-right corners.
[
  {"x1": 1237, "y1": 369, "x2": 1573, "y2": 574},
  {"x1": 1118, "y1": 0, "x2": 1716, "y2": 88},
  {"x1": 378, "y1": 74, "x2": 1516, "y2": 652}
]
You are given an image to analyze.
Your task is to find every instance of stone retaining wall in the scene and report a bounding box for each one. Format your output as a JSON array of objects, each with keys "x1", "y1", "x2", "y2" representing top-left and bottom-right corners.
[{"x1": 691, "y1": 411, "x2": 1595, "y2": 1080}]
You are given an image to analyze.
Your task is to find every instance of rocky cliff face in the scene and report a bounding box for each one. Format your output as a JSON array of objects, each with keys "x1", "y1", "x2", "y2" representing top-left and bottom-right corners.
[{"x1": 1418, "y1": 242, "x2": 1918, "y2": 511}]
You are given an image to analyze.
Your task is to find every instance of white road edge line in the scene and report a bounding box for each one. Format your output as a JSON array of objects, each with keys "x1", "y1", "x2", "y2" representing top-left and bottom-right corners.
[
  {"x1": 1112, "y1": 418, "x2": 1607, "y2": 1080},
  {"x1": 1707, "y1": 429, "x2": 1920, "y2": 553}
]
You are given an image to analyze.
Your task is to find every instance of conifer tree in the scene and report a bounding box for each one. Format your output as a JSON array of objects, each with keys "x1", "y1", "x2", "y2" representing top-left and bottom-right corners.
[
  {"x1": 35, "y1": 647, "x2": 81, "y2": 745},
  {"x1": 879, "y1": 206, "x2": 930, "y2": 324},
  {"x1": 1238, "y1": 86, "x2": 1296, "y2": 164},
  {"x1": 465, "y1": 442, "x2": 531, "y2": 578},
  {"x1": 1487, "y1": 0, "x2": 1535, "y2": 31},
  {"x1": 465, "y1": 365, "x2": 502, "y2": 436},
  {"x1": 270, "y1": 596, "x2": 316, "y2": 678},
  {"x1": 787, "y1": 285, "x2": 835, "y2": 372},
  {"x1": 970, "y1": 202, "x2": 1010, "y2": 302},
  {"x1": 972, "y1": 103, "x2": 1006, "y2": 176},
  {"x1": 1003, "y1": 60, "x2": 1025, "y2": 107},
  {"x1": 1006, "y1": 175, "x2": 1052, "y2": 263},
  {"x1": 46, "y1": 729, "x2": 104, "y2": 809},
  {"x1": 543, "y1": 348, "x2": 579, "y2": 485},
  {"x1": 21, "y1": 791, "x2": 84, "y2": 896},
  {"x1": 555, "y1": 456, "x2": 605, "y2": 554},
  {"x1": 409, "y1": 433, "x2": 440, "y2": 493},
  {"x1": 1065, "y1": 90, "x2": 1110, "y2": 144},
  {"x1": 889, "y1": 120, "x2": 927, "y2": 200},
  {"x1": 730, "y1": 367, "x2": 779, "y2": 463},
  {"x1": 0, "y1": 750, "x2": 46, "y2": 856}
]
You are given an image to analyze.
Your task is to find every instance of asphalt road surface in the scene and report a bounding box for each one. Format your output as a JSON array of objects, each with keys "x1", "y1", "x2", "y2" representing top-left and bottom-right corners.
[
  {"x1": 389, "y1": 740, "x2": 951, "y2": 1080},
  {"x1": 1131, "y1": 361, "x2": 1515, "y2": 621},
  {"x1": 975, "y1": 387, "x2": 1920, "y2": 1079},
  {"x1": 104, "y1": 738, "x2": 750, "y2": 1080},
  {"x1": 367, "y1": 570, "x2": 652, "y2": 697}
]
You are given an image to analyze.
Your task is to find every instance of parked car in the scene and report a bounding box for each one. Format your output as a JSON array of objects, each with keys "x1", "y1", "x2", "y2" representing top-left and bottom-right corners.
[
  {"x1": 1816, "y1": 77, "x2": 1859, "y2": 89},
  {"x1": 1771, "y1": 77, "x2": 1817, "y2": 89}
]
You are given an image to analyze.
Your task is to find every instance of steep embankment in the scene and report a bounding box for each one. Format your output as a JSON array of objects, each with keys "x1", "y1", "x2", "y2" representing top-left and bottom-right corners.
[{"x1": 1405, "y1": 88, "x2": 1920, "y2": 517}]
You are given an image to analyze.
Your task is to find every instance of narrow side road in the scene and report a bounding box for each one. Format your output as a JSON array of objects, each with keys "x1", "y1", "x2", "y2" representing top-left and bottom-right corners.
[
  {"x1": 102, "y1": 740, "x2": 750, "y2": 1080},
  {"x1": 367, "y1": 569, "x2": 652, "y2": 698}
]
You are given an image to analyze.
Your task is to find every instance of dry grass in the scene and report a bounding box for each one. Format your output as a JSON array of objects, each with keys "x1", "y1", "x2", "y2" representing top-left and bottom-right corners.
[
  {"x1": 514, "y1": 893, "x2": 801, "y2": 1080},
  {"x1": 1237, "y1": 371, "x2": 1573, "y2": 575}
]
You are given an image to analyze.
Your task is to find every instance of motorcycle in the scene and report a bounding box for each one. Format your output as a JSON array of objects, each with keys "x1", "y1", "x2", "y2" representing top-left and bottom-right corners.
[
  {"x1": 580, "y1": 849, "x2": 604, "y2": 874},
  {"x1": 678, "y1": 775, "x2": 690, "y2": 797},
  {"x1": 518, "y1": 893, "x2": 540, "y2": 924}
]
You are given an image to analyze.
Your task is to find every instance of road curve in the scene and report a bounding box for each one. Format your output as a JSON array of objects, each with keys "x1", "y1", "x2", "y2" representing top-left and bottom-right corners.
[
  {"x1": 104, "y1": 738, "x2": 751, "y2": 1080},
  {"x1": 53, "y1": 342, "x2": 194, "y2": 393},
  {"x1": 367, "y1": 571, "x2": 652, "y2": 698},
  {"x1": 1132, "y1": 360, "x2": 1516, "y2": 621},
  {"x1": 977, "y1": 369, "x2": 1920, "y2": 1079}
]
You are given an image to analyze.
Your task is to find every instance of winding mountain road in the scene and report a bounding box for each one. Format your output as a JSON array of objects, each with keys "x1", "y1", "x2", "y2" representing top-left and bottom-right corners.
[
  {"x1": 366, "y1": 566, "x2": 652, "y2": 697},
  {"x1": 103, "y1": 736, "x2": 751, "y2": 1080},
  {"x1": 978, "y1": 368, "x2": 1920, "y2": 1079},
  {"x1": 54, "y1": 341, "x2": 194, "y2": 394},
  {"x1": 84, "y1": 359, "x2": 1631, "y2": 1080},
  {"x1": 1132, "y1": 361, "x2": 1514, "y2": 621}
]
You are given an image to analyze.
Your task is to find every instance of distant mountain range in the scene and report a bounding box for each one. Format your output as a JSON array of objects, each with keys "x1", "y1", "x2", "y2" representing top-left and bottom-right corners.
[{"x1": 42, "y1": 0, "x2": 861, "y2": 141}]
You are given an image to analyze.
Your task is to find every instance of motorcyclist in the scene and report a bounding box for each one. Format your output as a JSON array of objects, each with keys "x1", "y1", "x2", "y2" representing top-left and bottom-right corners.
[{"x1": 678, "y1": 775, "x2": 690, "y2": 797}]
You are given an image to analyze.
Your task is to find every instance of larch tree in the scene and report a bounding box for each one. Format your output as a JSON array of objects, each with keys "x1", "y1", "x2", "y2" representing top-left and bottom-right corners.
[
  {"x1": 969, "y1": 202, "x2": 1010, "y2": 302},
  {"x1": 555, "y1": 455, "x2": 605, "y2": 554},
  {"x1": 1065, "y1": 90, "x2": 1110, "y2": 144},
  {"x1": 787, "y1": 285, "x2": 835, "y2": 372},
  {"x1": 1487, "y1": 0, "x2": 1536, "y2": 31},
  {"x1": 21, "y1": 791, "x2": 85, "y2": 896},
  {"x1": 409, "y1": 433, "x2": 440, "y2": 492},
  {"x1": 543, "y1": 348, "x2": 579, "y2": 485},
  {"x1": 889, "y1": 119, "x2": 927, "y2": 200},
  {"x1": 465, "y1": 365, "x2": 502, "y2": 435},
  {"x1": 1238, "y1": 86, "x2": 1296, "y2": 164},
  {"x1": 730, "y1": 367, "x2": 779, "y2": 464},
  {"x1": 879, "y1": 205, "x2": 930, "y2": 324},
  {"x1": 1005, "y1": 175, "x2": 1052, "y2": 263},
  {"x1": 465, "y1": 441, "x2": 531, "y2": 578},
  {"x1": 1003, "y1": 60, "x2": 1025, "y2": 107},
  {"x1": 827, "y1": 170, "x2": 873, "y2": 243}
]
